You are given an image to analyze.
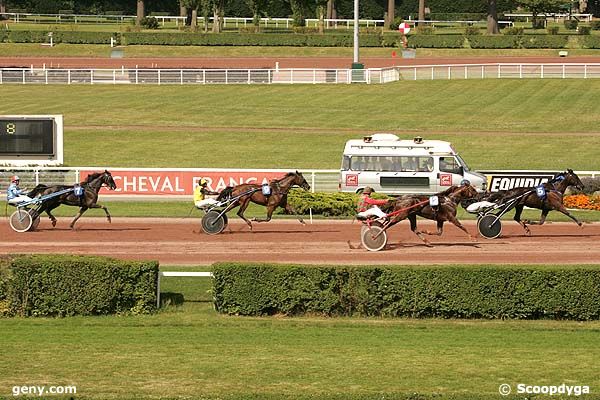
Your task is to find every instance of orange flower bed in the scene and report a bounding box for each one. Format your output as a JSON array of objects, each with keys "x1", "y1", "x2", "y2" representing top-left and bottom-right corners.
[{"x1": 563, "y1": 194, "x2": 600, "y2": 211}]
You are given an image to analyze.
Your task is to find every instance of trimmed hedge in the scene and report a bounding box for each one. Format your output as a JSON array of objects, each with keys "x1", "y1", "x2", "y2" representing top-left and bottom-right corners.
[
  {"x1": 6, "y1": 255, "x2": 158, "y2": 317},
  {"x1": 213, "y1": 263, "x2": 600, "y2": 320},
  {"x1": 281, "y1": 189, "x2": 390, "y2": 217},
  {"x1": 406, "y1": 34, "x2": 465, "y2": 48},
  {"x1": 581, "y1": 35, "x2": 600, "y2": 49},
  {"x1": 122, "y1": 32, "x2": 382, "y2": 47},
  {"x1": 5, "y1": 30, "x2": 117, "y2": 44},
  {"x1": 467, "y1": 35, "x2": 520, "y2": 49},
  {"x1": 521, "y1": 34, "x2": 568, "y2": 49}
]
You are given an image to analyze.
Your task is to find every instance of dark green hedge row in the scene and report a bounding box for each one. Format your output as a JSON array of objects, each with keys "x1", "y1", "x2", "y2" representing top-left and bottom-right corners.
[
  {"x1": 5, "y1": 255, "x2": 158, "y2": 317},
  {"x1": 0, "y1": 30, "x2": 588, "y2": 48},
  {"x1": 4, "y1": 30, "x2": 115, "y2": 44},
  {"x1": 122, "y1": 32, "x2": 382, "y2": 47},
  {"x1": 280, "y1": 190, "x2": 390, "y2": 217},
  {"x1": 213, "y1": 263, "x2": 600, "y2": 320}
]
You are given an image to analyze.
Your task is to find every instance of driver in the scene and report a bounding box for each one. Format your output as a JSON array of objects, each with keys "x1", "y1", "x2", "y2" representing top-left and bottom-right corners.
[
  {"x1": 6, "y1": 175, "x2": 32, "y2": 205},
  {"x1": 356, "y1": 187, "x2": 389, "y2": 221},
  {"x1": 194, "y1": 178, "x2": 220, "y2": 210}
]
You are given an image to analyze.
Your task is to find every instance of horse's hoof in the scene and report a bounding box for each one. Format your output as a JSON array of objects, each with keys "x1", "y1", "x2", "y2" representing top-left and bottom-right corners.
[{"x1": 51, "y1": 220, "x2": 57, "y2": 227}]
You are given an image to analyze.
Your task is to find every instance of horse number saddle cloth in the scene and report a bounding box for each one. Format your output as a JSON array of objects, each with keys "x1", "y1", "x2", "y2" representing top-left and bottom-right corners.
[
  {"x1": 74, "y1": 186, "x2": 84, "y2": 197},
  {"x1": 261, "y1": 184, "x2": 271, "y2": 196},
  {"x1": 429, "y1": 195, "x2": 439, "y2": 207},
  {"x1": 535, "y1": 184, "x2": 546, "y2": 200}
]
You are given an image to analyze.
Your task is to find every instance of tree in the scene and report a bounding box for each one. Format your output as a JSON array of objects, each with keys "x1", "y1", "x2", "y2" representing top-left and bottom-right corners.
[
  {"x1": 1, "y1": 0, "x2": 6, "y2": 14},
  {"x1": 487, "y1": 0, "x2": 499, "y2": 34},
  {"x1": 212, "y1": 0, "x2": 225, "y2": 32},
  {"x1": 136, "y1": 0, "x2": 145, "y2": 27},
  {"x1": 326, "y1": 0, "x2": 336, "y2": 28},
  {"x1": 385, "y1": 0, "x2": 394, "y2": 29},
  {"x1": 418, "y1": 0, "x2": 425, "y2": 26},
  {"x1": 245, "y1": 0, "x2": 267, "y2": 28},
  {"x1": 315, "y1": 0, "x2": 328, "y2": 33},
  {"x1": 288, "y1": 0, "x2": 308, "y2": 27},
  {"x1": 517, "y1": 0, "x2": 570, "y2": 28}
]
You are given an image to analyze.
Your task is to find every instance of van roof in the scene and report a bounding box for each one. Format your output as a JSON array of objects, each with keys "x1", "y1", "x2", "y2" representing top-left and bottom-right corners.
[{"x1": 343, "y1": 134, "x2": 457, "y2": 156}]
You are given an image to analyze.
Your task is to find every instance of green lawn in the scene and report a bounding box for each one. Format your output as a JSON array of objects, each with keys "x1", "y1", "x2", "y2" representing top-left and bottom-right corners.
[
  {"x1": 1, "y1": 268, "x2": 599, "y2": 400},
  {"x1": 1, "y1": 82, "x2": 599, "y2": 170}
]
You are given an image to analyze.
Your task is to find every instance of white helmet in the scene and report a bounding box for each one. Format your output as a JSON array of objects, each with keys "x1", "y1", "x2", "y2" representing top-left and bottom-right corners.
[{"x1": 11, "y1": 175, "x2": 20, "y2": 183}]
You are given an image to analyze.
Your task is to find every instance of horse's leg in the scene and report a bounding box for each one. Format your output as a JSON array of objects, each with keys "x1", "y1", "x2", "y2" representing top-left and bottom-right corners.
[
  {"x1": 236, "y1": 198, "x2": 253, "y2": 230},
  {"x1": 446, "y1": 214, "x2": 476, "y2": 241},
  {"x1": 43, "y1": 203, "x2": 59, "y2": 227},
  {"x1": 69, "y1": 207, "x2": 88, "y2": 229},
  {"x1": 513, "y1": 204, "x2": 531, "y2": 235},
  {"x1": 409, "y1": 214, "x2": 431, "y2": 246},
  {"x1": 253, "y1": 203, "x2": 276, "y2": 223},
  {"x1": 87, "y1": 203, "x2": 112, "y2": 223},
  {"x1": 524, "y1": 209, "x2": 550, "y2": 226},
  {"x1": 552, "y1": 205, "x2": 583, "y2": 227},
  {"x1": 284, "y1": 202, "x2": 305, "y2": 225}
]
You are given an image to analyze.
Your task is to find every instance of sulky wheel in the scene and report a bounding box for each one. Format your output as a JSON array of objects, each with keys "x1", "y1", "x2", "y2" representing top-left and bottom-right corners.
[
  {"x1": 360, "y1": 225, "x2": 388, "y2": 252},
  {"x1": 477, "y1": 214, "x2": 502, "y2": 239},
  {"x1": 10, "y1": 209, "x2": 33, "y2": 233},
  {"x1": 201, "y1": 210, "x2": 226, "y2": 235}
]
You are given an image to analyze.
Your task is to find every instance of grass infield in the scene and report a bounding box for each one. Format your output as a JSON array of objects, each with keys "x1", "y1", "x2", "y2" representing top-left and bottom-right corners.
[
  {"x1": 0, "y1": 81, "x2": 599, "y2": 170},
  {"x1": 1, "y1": 266, "x2": 600, "y2": 400}
]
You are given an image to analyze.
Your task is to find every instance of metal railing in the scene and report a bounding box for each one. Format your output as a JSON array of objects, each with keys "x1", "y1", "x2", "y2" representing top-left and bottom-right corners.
[
  {"x1": 2, "y1": 64, "x2": 600, "y2": 86},
  {"x1": 0, "y1": 12, "x2": 384, "y2": 29}
]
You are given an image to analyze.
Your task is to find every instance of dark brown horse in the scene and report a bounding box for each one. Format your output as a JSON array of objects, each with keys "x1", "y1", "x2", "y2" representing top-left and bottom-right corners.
[
  {"x1": 217, "y1": 171, "x2": 311, "y2": 230},
  {"x1": 384, "y1": 183, "x2": 479, "y2": 245},
  {"x1": 28, "y1": 170, "x2": 117, "y2": 229},
  {"x1": 484, "y1": 169, "x2": 584, "y2": 235}
]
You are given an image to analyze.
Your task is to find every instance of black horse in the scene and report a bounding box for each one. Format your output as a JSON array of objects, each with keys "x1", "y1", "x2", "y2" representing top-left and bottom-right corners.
[
  {"x1": 384, "y1": 183, "x2": 479, "y2": 245},
  {"x1": 483, "y1": 169, "x2": 584, "y2": 235},
  {"x1": 217, "y1": 171, "x2": 311, "y2": 230},
  {"x1": 28, "y1": 170, "x2": 117, "y2": 229}
]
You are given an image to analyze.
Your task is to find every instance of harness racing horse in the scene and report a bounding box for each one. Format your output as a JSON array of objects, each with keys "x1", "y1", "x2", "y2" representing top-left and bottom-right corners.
[
  {"x1": 27, "y1": 170, "x2": 118, "y2": 229},
  {"x1": 385, "y1": 183, "x2": 479, "y2": 245},
  {"x1": 484, "y1": 169, "x2": 584, "y2": 235},
  {"x1": 216, "y1": 171, "x2": 311, "y2": 230}
]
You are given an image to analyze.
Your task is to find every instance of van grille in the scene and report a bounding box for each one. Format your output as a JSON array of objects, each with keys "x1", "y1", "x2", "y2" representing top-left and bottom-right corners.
[{"x1": 380, "y1": 177, "x2": 430, "y2": 187}]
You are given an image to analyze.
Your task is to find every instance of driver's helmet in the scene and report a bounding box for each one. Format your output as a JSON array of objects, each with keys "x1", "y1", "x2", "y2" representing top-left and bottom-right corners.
[
  {"x1": 363, "y1": 187, "x2": 373, "y2": 195},
  {"x1": 199, "y1": 178, "x2": 208, "y2": 187},
  {"x1": 11, "y1": 175, "x2": 20, "y2": 183},
  {"x1": 460, "y1": 179, "x2": 471, "y2": 186}
]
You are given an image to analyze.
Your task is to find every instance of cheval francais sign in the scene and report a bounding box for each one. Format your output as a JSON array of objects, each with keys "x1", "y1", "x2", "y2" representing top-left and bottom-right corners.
[{"x1": 79, "y1": 170, "x2": 287, "y2": 196}]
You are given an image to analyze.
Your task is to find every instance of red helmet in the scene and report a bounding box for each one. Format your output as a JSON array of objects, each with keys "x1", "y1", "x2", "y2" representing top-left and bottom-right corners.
[{"x1": 11, "y1": 175, "x2": 20, "y2": 183}]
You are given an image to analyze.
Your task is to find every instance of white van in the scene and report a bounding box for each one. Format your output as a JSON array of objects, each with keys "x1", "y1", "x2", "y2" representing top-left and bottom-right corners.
[{"x1": 339, "y1": 134, "x2": 487, "y2": 195}]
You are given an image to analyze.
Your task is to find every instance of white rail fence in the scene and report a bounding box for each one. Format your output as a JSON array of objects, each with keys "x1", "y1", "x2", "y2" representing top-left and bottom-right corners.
[
  {"x1": 2, "y1": 64, "x2": 600, "y2": 85},
  {"x1": 0, "y1": 12, "x2": 384, "y2": 29}
]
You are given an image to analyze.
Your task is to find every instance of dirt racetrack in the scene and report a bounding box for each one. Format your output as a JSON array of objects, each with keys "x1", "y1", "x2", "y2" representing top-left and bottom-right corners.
[{"x1": 1, "y1": 218, "x2": 598, "y2": 265}]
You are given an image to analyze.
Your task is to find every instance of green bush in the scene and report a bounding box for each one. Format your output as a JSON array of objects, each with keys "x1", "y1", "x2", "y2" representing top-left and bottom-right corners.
[
  {"x1": 503, "y1": 26, "x2": 524, "y2": 35},
  {"x1": 4, "y1": 30, "x2": 116, "y2": 44},
  {"x1": 564, "y1": 19, "x2": 579, "y2": 30},
  {"x1": 521, "y1": 34, "x2": 568, "y2": 49},
  {"x1": 6, "y1": 30, "x2": 49, "y2": 43},
  {"x1": 467, "y1": 35, "x2": 519, "y2": 49},
  {"x1": 547, "y1": 26, "x2": 559, "y2": 35},
  {"x1": 140, "y1": 16, "x2": 160, "y2": 29},
  {"x1": 407, "y1": 34, "x2": 464, "y2": 48},
  {"x1": 591, "y1": 20, "x2": 600, "y2": 30},
  {"x1": 282, "y1": 190, "x2": 358, "y2": 217},
  {"x1": 581, "y1": 35, "x2": 600, "y2": 48},
  {"x1": 7, "y1": 255, "x2": 158, "y2": 317},
  {"x1": 579, "y1": 26, "x2": 591, "y2": 35},
  {"x1": 464, "y1": 26, "x2": 481, "y2": 36},
  {"x1": 213, "y1": 263, "x2": 600, "y2": 320},
  {"x1": 122, "y1": 32, "x2": 382, "y2": 47}
]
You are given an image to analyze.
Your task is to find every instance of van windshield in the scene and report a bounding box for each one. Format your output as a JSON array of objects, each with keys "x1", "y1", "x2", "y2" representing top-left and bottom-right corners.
[
  {"x1": 456, "y1": 155, "x2": 470, "y2": 171},
  {"x1": 348, "y1": 156, "x2": 434, "y2": 172}
]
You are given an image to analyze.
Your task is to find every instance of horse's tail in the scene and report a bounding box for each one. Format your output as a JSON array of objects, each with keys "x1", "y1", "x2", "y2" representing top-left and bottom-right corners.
[
  {"x1": 27, "y1": 184, "x2": 48, "y2": 198},
  {"x1": 217, "y1": 186, "x2": 234, "y2": 202}
]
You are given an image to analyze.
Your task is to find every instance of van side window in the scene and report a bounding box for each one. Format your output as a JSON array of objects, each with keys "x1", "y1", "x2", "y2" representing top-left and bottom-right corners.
[
  {"x1": 418, "y1": 157, "x2": 434, "y2": 172},
  {"x1": 439, "y1": 157, "x2": 460, "y2": 174}
]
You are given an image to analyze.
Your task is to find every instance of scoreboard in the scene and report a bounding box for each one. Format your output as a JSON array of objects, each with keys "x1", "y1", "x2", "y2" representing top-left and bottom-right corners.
[{"x1": 0, "y1": 115, "x2": 63, "y2": 166}]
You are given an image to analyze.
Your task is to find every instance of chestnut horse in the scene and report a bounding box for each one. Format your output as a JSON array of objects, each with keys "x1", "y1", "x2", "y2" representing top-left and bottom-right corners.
[
  {"x1": 217, "y1": 171, "x2": 311, "y2": 230},
  {"x1": 383, "y1": 183, "x2": 479, "y2": 245}
]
